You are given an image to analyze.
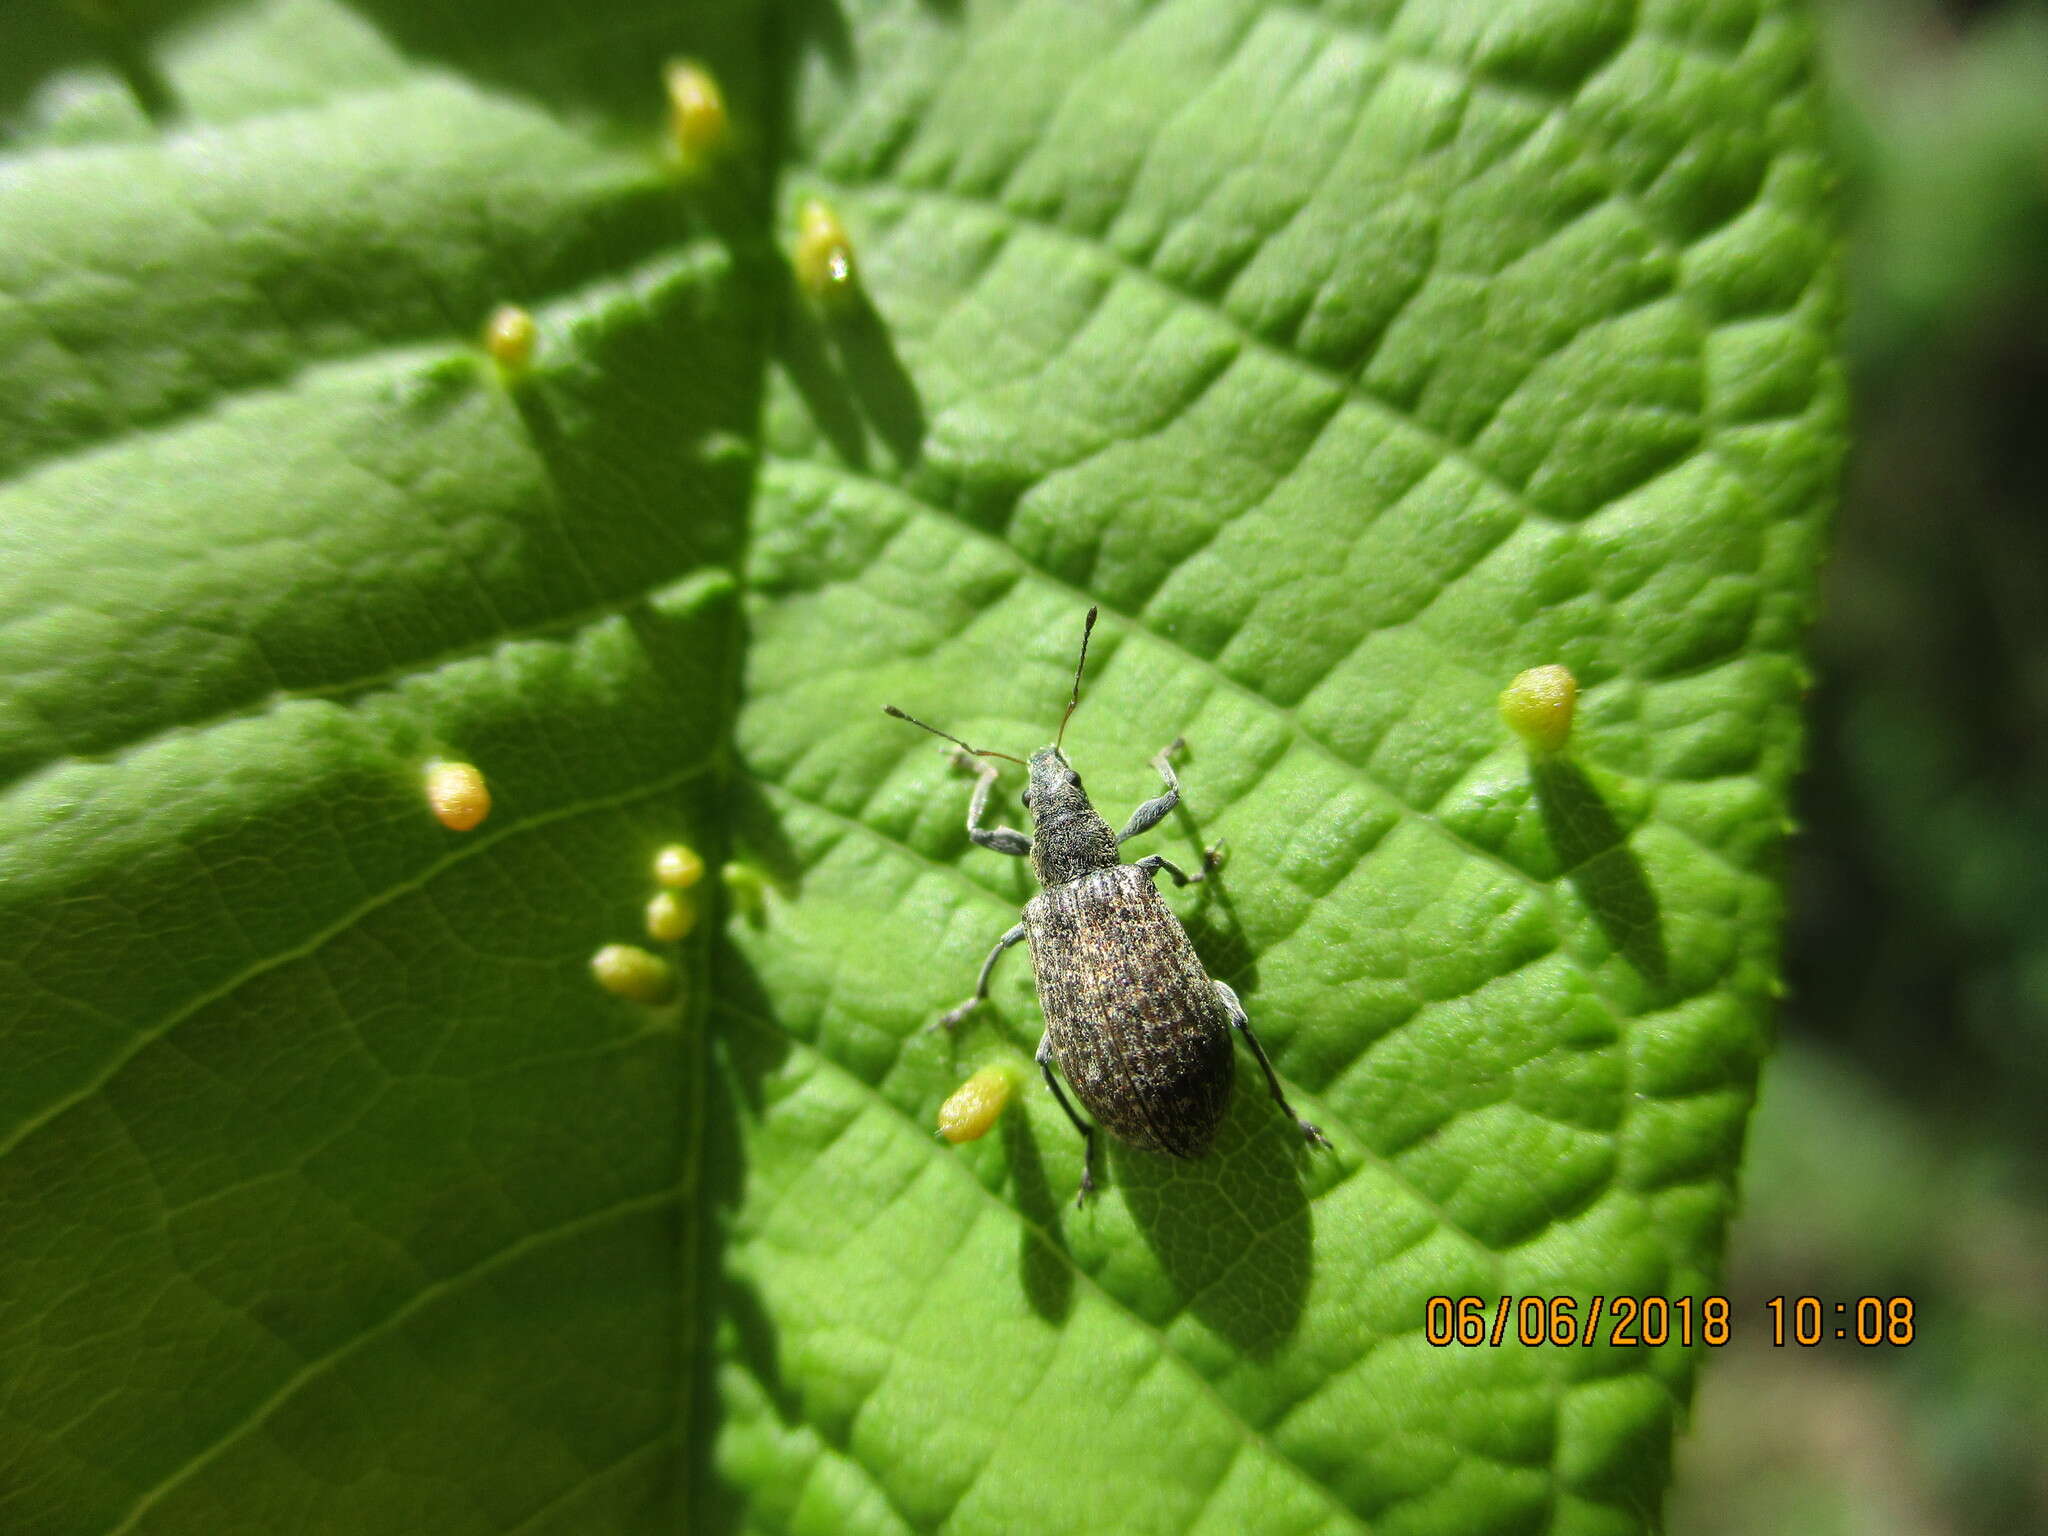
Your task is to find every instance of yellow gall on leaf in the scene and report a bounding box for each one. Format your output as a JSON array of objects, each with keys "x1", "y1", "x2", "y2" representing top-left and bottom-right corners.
[
  {"x1": 938, "y1": 1066, "x2": 1016, "y2": 1144},
  {"x1": 1499, "y1": 664, "x2": 1579, "y2": 755},
  {"x1": 645, "y1": 889, "x2": 698, "y2": 944},
  {"x1": 793, "y1": 198, "x2": 858, "y2": 306},
  {"x1": 482, "y1": 304, "x2": 536, "y2": 374},
  {"x1": 590, "y1": 943, "x2": 677, "y2": 1006},
  {"x1": 664, "y1": 59, "x2": 729, "y2": 171},
  {"x1": 653, "y1": 842, "x2": 705, "y2": 889},
  {"x1": 424, "y1": 760, "x2": 491, "y2": 831}
]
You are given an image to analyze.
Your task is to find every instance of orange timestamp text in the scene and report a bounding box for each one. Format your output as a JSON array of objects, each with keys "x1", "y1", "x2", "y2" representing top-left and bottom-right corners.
[{"x1": 1424, "y1": 1295, "x2": 1920, "y2": 1349}]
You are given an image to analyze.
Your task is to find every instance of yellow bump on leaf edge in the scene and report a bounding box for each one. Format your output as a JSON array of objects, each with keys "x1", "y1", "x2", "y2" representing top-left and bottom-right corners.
[
  {"x1": 424, "y1": 760, "x2": 491, "y2": 831},
  {"x1": 590, "y1": 944, "x2": 677, "y2": 1006},
  {"x1": 938, "y1": 1065, "x2": 1016, "y2": 1144},
  {"x1": 482, "y1": 304, "x2": 536, "y2": 374},
  {"x1": 653, "y1": 842, "x2": 705, "y2": 890},
  {"x1": 1499, "y1": 664, "x2": 1579, "y2": 755},
  {"x1": 645, "y1": 889, "x2": 698, "y2": 944},
  {"x1": 793, "y1": 197, "x2": 858, "y2": 306},
  {"x1": 664, "y1": 58, "x2": 729, "y2": 172}
]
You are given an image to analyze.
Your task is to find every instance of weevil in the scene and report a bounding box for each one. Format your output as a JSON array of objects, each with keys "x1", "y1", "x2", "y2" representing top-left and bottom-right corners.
[{"x1": 884, "y1": 607, "x2": 1331, "y2": 1204}]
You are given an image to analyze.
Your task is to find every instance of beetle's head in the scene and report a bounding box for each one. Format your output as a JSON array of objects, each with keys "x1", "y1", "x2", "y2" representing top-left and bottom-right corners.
[
  {"x1": 1022, "y1": 742, "x2": 1116, "y2": 886},
  {"x1": 1021, "y1": 746, "x2": 1088, "y2": 826}
]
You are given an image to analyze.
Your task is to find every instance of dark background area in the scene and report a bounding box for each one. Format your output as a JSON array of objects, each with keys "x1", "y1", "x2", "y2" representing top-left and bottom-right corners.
[{"x1": 1670, "y1": 2, "x2": 2048, "y2": 1531}]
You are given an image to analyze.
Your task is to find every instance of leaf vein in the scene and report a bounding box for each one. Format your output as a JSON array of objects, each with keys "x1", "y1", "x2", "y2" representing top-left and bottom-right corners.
[
  {"x1": 0, "y1": 760, "x2": 715, "y2": 1162},
  {"x1": 711, "y1": 1001, "x2": 1378, "y2": 1532},
  {"x1": 104, "y1": 1188, "x2": 681, "y2": 1535}
]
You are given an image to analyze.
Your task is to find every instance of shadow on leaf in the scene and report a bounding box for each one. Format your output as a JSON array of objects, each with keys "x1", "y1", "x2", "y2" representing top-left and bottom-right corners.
[
  {"x1": 1180, "y1": 865, "x2": 1259, "y2": 1003},
  {"x1": 1531, "y1": 756, "x2": 1668, "y2": 987},
  {"x1": 772, "y1": 289, "x2": 870, "y2": 466},
  {"x1": 92, "y1": 3, "x2": 185, "y2": 118},
  {"x1": 688, "y1": 941, "x2": 786, "y2": 1532},
  {"x1": 999, "y1": 1100, "x2": 1074, "y2": 1324},
  {"x1": 827, "y1": 292, "x2": 927, "y2": 465},
  {"x1": 722, "y1": 770, "x2": 809, "y2": 907},
  {"x1": 773, "y1": 283, "x2": 927, "y2": 469},
  {"x1": 346, "y1": 2, "x2": 757, "y2": 128},
  {"x1": 1162, "y1": 743, "x2": 1259, "y2": 995},
  {"x1": 501, "y1": 254, "x2": 759, "y2": 579},
  {"x1": 1116, "y1": 1087, "x2": 1314, "y2": 1360}
]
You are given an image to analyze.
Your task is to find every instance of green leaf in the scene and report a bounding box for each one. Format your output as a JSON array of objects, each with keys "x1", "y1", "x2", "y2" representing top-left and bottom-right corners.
[{"x1": 0, "y1": 2, "x2": 1844, "y2": 1533}]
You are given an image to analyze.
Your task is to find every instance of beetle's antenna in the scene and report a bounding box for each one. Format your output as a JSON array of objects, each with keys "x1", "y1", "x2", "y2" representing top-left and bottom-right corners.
[
  {"x1": 882, "y1": 706, "x2": 1026, "y2": 765},
  {"x1": 1056, "y1": 606, "x2": 1099, "y2": 751}
]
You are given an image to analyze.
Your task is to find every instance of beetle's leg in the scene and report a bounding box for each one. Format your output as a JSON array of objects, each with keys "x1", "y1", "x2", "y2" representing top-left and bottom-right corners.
[
  {"x1": 954, "y1": 751, "x2": 1031, "y2": 856},
  {"x1": 935, "y1": 922, "x2": 1027, "y2": 1030},
  {"x1": 1133, "y1": 851, "x2": 1206, "y2": 888},
  {"x1": 1213, "y1": 979, "x2": 1332, "y2": 1150},
  {"x1": 1115, "y1": 736, "x2": 1187, "y2": 845},
  {"x1": 1036, "y1": 1034, "x2": 1098, "y2": 1205}
]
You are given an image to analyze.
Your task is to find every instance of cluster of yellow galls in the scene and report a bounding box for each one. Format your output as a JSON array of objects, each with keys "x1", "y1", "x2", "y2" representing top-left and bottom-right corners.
[
  {"x1": 587, "y1": 843, "x2": 705, "y2": 1007},
  {"x1": 449, "y1": 57, "x2": 1597, "y2": 1161},
  {"x1": 477, "y1": 59, "x2": 858, "y2": 383}
]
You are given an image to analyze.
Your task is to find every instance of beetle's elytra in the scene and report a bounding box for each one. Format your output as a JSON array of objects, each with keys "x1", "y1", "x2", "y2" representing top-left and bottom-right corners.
[{"x1": 884, "y1": 607, "x2": 1331, "y2": 1203}]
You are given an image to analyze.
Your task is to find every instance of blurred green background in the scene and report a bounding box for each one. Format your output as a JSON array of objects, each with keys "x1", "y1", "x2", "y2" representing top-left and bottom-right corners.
[{"x1": 1668, "y1": 2, "x2": 2048, "y2": 1532}]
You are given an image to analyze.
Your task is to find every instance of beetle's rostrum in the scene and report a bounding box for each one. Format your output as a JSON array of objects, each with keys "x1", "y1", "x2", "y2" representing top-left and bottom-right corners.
[{"x1": 884, "y1": 607, "x2": 1332, "y2": 1204}]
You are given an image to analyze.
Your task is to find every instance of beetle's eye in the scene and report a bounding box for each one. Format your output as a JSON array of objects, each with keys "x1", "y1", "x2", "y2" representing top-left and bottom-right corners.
[
  {"x1": 1066, "y1": 772, "x2": 1082, "y2": 790},
  {"x1": 1020, "y1": 789, "x2": 1032, "y2": 808}
]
